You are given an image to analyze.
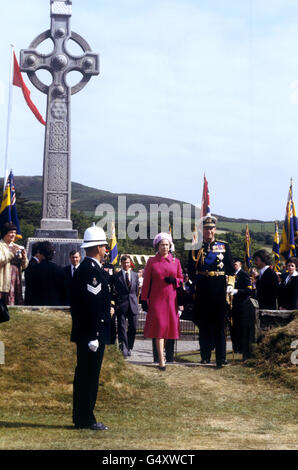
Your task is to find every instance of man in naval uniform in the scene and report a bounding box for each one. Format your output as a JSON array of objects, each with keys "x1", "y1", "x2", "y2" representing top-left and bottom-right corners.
[
  {"x1": 188, "y1": 215, "x2": 235, "y2": 368},
  {"x1": 70, "y1": 225, "x2": 112, "y2": 430}
]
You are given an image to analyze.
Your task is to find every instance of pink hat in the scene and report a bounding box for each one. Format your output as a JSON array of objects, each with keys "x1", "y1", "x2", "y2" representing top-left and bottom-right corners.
[{"x1": 153, "y1": 232, "x2": 173, "y2": 248}]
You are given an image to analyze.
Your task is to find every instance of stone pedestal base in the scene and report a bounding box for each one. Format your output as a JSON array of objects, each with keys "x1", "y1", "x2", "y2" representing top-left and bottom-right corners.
[
  {"x1": 26, "y1": 237, "x2": 84, "y2": 267},
  {"x1": 34, "y1": 229, "x2": 78, "y2": 239}
]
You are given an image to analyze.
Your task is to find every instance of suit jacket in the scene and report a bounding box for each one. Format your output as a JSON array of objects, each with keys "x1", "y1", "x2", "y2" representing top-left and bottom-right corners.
[
  {"x1": 114, "y1": 270, "x2": 139, "y2": 316},
  {"x1": 256, "y1": 266, "x2": 279, "y2": 309},
  {"x1": 29, "y1": 259, "x2": 67, "y2": 306},
  {"x1": 232, "y1": 269, "x2": 252, "y2": 311},
  {"x1": 278, "y1": 273, "x2": 298, "y2": 310},
  {"x1": 70, "y1": 257, "x2": 111, "y2": 344},
  {"x1": 63, "y1": 264, "x2": 78, "y2": 305},
  {"x1": 24, "y1": 257, "x2": 38, "y2": 305}
]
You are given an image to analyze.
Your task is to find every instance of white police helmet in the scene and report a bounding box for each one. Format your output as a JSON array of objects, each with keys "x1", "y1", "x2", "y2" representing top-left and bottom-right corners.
[{"x1": 81, "y1": 224, "x2": 108, "y2": 249}]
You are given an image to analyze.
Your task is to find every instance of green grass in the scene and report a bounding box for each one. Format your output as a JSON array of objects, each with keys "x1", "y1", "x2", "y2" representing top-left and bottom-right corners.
[{"x1": 0, "y1": 309, "x2": 297, "y2": 450}]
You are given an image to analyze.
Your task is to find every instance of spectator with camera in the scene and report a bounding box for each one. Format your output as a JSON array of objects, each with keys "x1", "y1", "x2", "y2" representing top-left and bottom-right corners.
[{"x1": 0, "y1": 222, "x2": 28, "y2": 305}]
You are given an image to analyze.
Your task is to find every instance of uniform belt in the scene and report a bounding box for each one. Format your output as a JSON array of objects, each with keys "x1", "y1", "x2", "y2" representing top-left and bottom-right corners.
[{"x1": 197, "y1": 271, "x2": 225, "y2": 277}]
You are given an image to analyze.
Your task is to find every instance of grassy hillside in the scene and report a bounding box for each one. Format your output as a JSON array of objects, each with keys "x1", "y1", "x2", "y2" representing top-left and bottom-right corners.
[
  {"x1": 0, "y1": 309, "x2": 297, "y2": 450},
  {"x1": 6, "y1": 176, "x2": 195, "y2": 214},
  {"x1": 1, "y1": 176, "x2": 278, "y2": 235}
]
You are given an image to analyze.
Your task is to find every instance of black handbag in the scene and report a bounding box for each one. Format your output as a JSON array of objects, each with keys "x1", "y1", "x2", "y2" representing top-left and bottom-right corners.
[
  {"x1": 0, "y1": 298, "x2": 10, "y2": 323},
  {"x1": 180, "y1": 303, "x2": 198, "y2": 325}
]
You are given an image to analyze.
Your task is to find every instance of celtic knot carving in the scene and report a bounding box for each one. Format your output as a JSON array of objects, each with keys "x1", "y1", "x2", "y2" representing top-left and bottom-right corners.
[
  {"x1": 49, "y1": 122, "x2": 68, "y2": 151},
  {"x1": 48, "y1": 153, "x2": 67, "y2": 191},
  {"x1": 47, "y1": 193, "x2": 67, "y2": 218}
]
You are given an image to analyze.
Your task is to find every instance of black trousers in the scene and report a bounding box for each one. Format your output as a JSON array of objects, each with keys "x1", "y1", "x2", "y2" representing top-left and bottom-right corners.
[
  {"x1": 117, "y1": 307, "x2": 137, "y2": 355},
  {"x1": 230, "y1": 307, "x2": 243, "y2": 353},
  {"x1": 73, "y1": 341, "x2": 105, "y2": 427},
  {"x1": 198, "y1": 309, "x2": 226, "y2": 364}
]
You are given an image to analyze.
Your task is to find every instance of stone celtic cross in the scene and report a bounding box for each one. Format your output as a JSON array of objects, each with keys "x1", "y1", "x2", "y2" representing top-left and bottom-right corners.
[{"x1": 20, "y1": 0, "x2": 99, "y2": 236}]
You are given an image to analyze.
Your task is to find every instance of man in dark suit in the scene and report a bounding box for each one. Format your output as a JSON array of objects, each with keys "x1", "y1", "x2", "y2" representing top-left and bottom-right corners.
[
  {"x1": 114, "y1": 255, "x2": 139, "y2": 358},
  {"x1": 229, "y1": 259, "x2": 252, "y2": 353},
  {"x1": 29, "y1": 241, "x2": 67, "y2": 306},
  {"x1": 70, "y1": 225, "x2": 112, "y2": 431},
  {"x1": 63, "y1": 250, "x2": 81, "y2": 305},
  {"x1": 24, "y1": 242, "x2": 41, "y2": 305},
  {"x1": 253, "y1": 249, "x2": 279, "y2": 309}
]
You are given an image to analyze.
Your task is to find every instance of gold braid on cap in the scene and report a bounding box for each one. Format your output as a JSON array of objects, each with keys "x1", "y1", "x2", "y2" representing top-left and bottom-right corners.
[{"x1": 192, "y1": 248, "x2": 204, "y2": 268}]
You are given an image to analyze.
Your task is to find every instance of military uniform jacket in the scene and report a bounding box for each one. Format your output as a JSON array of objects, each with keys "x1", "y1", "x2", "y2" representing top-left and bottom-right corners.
[
  {"x1": 188, "y1": 240, "x2": 235, "y2": 279},
  {"x1": 70, "y1": 257, "x2": 111, "y2": 344},
  {"x1": 188, "y1": 240, "x2": 235, "y2": 312}
]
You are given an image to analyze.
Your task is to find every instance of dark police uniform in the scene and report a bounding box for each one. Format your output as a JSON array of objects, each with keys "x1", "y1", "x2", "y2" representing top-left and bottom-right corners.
[
  {"x1": 188, "y1": 239, "x2": 235, "y2": 366},
  {"x1": 229, "y1": 268, "x2": 252, "y2": 353},
  {"x1": 70, "y1": 257, "x2": 111, "y2": 428}
]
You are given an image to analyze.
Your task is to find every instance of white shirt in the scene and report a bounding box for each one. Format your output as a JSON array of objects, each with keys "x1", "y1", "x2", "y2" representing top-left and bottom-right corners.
[
  {"x1": 122, "y1": 268, "x2": 131, "y2": 282},
  {"x1": 285, "y1": 271, "x2": 298, "y2": 284},
  {"x1": 71, "y1": 263, "x2": 80, "y2": 276}
]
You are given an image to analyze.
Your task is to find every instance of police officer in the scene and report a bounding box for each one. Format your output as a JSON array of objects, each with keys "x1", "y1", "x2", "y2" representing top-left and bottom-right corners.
[
  {"x1": 70, "y1": 225, "x2": 112, "y2": 430},
  {"x1": 188, "y1": 215, "x2": 235, "y2": 368}
]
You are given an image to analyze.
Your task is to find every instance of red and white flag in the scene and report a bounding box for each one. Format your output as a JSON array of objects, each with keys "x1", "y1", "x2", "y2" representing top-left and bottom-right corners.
[
  {"x1": 12, "y1": 51, "x2": 45, "y2": 125},
  {"x1": 200, "y1": 174, "x2": 211, "y2": 218}
]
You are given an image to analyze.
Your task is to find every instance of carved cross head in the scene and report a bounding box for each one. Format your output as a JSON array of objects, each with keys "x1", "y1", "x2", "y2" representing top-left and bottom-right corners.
[{"x1": 20, "y1": 0, "x2": 99, "y2": 96}]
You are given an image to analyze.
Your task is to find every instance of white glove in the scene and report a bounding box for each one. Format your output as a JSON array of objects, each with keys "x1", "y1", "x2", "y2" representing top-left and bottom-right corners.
[
  {"x1": 226, "y1": 285, "x2": 234, "y2": 294},
  {"x1": 88, "y1": 340, "x2": 99, "y2": 352},
  {"x1": 232, "y1": 289, "x2": 238, "y2": 295}
]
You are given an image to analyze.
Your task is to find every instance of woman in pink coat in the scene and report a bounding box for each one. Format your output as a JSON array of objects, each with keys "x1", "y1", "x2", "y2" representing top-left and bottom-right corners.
[{"x1": 141, "y1": 232, "x2": 183, "y2": 370}]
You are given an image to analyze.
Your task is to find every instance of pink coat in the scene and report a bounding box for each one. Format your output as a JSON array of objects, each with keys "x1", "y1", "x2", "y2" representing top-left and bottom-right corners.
[{"x1": 141, "y1": 253, "x2": 183, "y2": 339}]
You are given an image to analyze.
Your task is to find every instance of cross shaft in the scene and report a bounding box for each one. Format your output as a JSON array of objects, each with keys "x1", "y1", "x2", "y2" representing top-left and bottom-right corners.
[{"x1": 20, "y1": 0, "x2": 99, "y2": 234}]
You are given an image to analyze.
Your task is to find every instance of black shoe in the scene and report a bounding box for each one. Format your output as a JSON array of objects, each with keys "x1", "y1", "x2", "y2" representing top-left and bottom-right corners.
[
  {"x1": 216, "y1": 362, "x2": 223, "y2": 368},
  {"x1": 74, "y1": 422, "x2": 108, "y2": 430},
  {"x1": 158, "y1": 366, "x2": 166, "y2": 371},
  {"x1": 89, "y1": 422, "x2": 108, "y2": 431}
]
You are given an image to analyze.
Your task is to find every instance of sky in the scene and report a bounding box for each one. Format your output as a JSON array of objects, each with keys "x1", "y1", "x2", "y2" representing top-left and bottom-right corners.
[{"x1": 0, "y1": 0, "x2": 298, "y2": 221}]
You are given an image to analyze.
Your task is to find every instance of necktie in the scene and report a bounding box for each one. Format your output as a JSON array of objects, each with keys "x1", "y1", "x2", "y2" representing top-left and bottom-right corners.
[{"x1": 126, "y1": 272, "x2": 131, "y2": 289}]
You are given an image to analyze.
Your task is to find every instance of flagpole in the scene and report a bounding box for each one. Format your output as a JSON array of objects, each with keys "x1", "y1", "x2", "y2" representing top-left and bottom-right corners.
[{"x1": 3, "y1": 44, "x2": 15, "y2": 193}]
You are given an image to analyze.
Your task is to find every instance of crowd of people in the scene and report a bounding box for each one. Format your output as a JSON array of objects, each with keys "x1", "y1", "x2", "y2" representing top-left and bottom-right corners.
[{"x1": 0, "y1": 220, "x2": 297, "y2": 430}]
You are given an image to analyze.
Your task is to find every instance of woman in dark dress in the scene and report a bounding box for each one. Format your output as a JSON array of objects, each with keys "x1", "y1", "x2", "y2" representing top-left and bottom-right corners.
[{"x1": 278, "y1": 257, "x2": 298, "y2": 310}]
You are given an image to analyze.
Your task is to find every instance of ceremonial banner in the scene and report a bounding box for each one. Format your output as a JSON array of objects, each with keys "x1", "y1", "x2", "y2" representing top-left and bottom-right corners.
[
  {"x1": 110, "y1": 222, "x2": 118, "y2": 265},
  {"x1": 272, "y1": 222, "x2": 281, "y2": 272},
  {"x1": 280, "y1": 181, "x2": 298, "y2": 260},
  {"x1": 244, "y1": 224, "x2": 252, "y2": 272},
  {"x1": 200, "y1": 174, "x2": 211, "y2": 217},
  {"x1": 13, "y1": 51, "x2": 45, "y2": 125},
  {"x1": 0, "y1": 170, "x2": 22, "y2": 238}
]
